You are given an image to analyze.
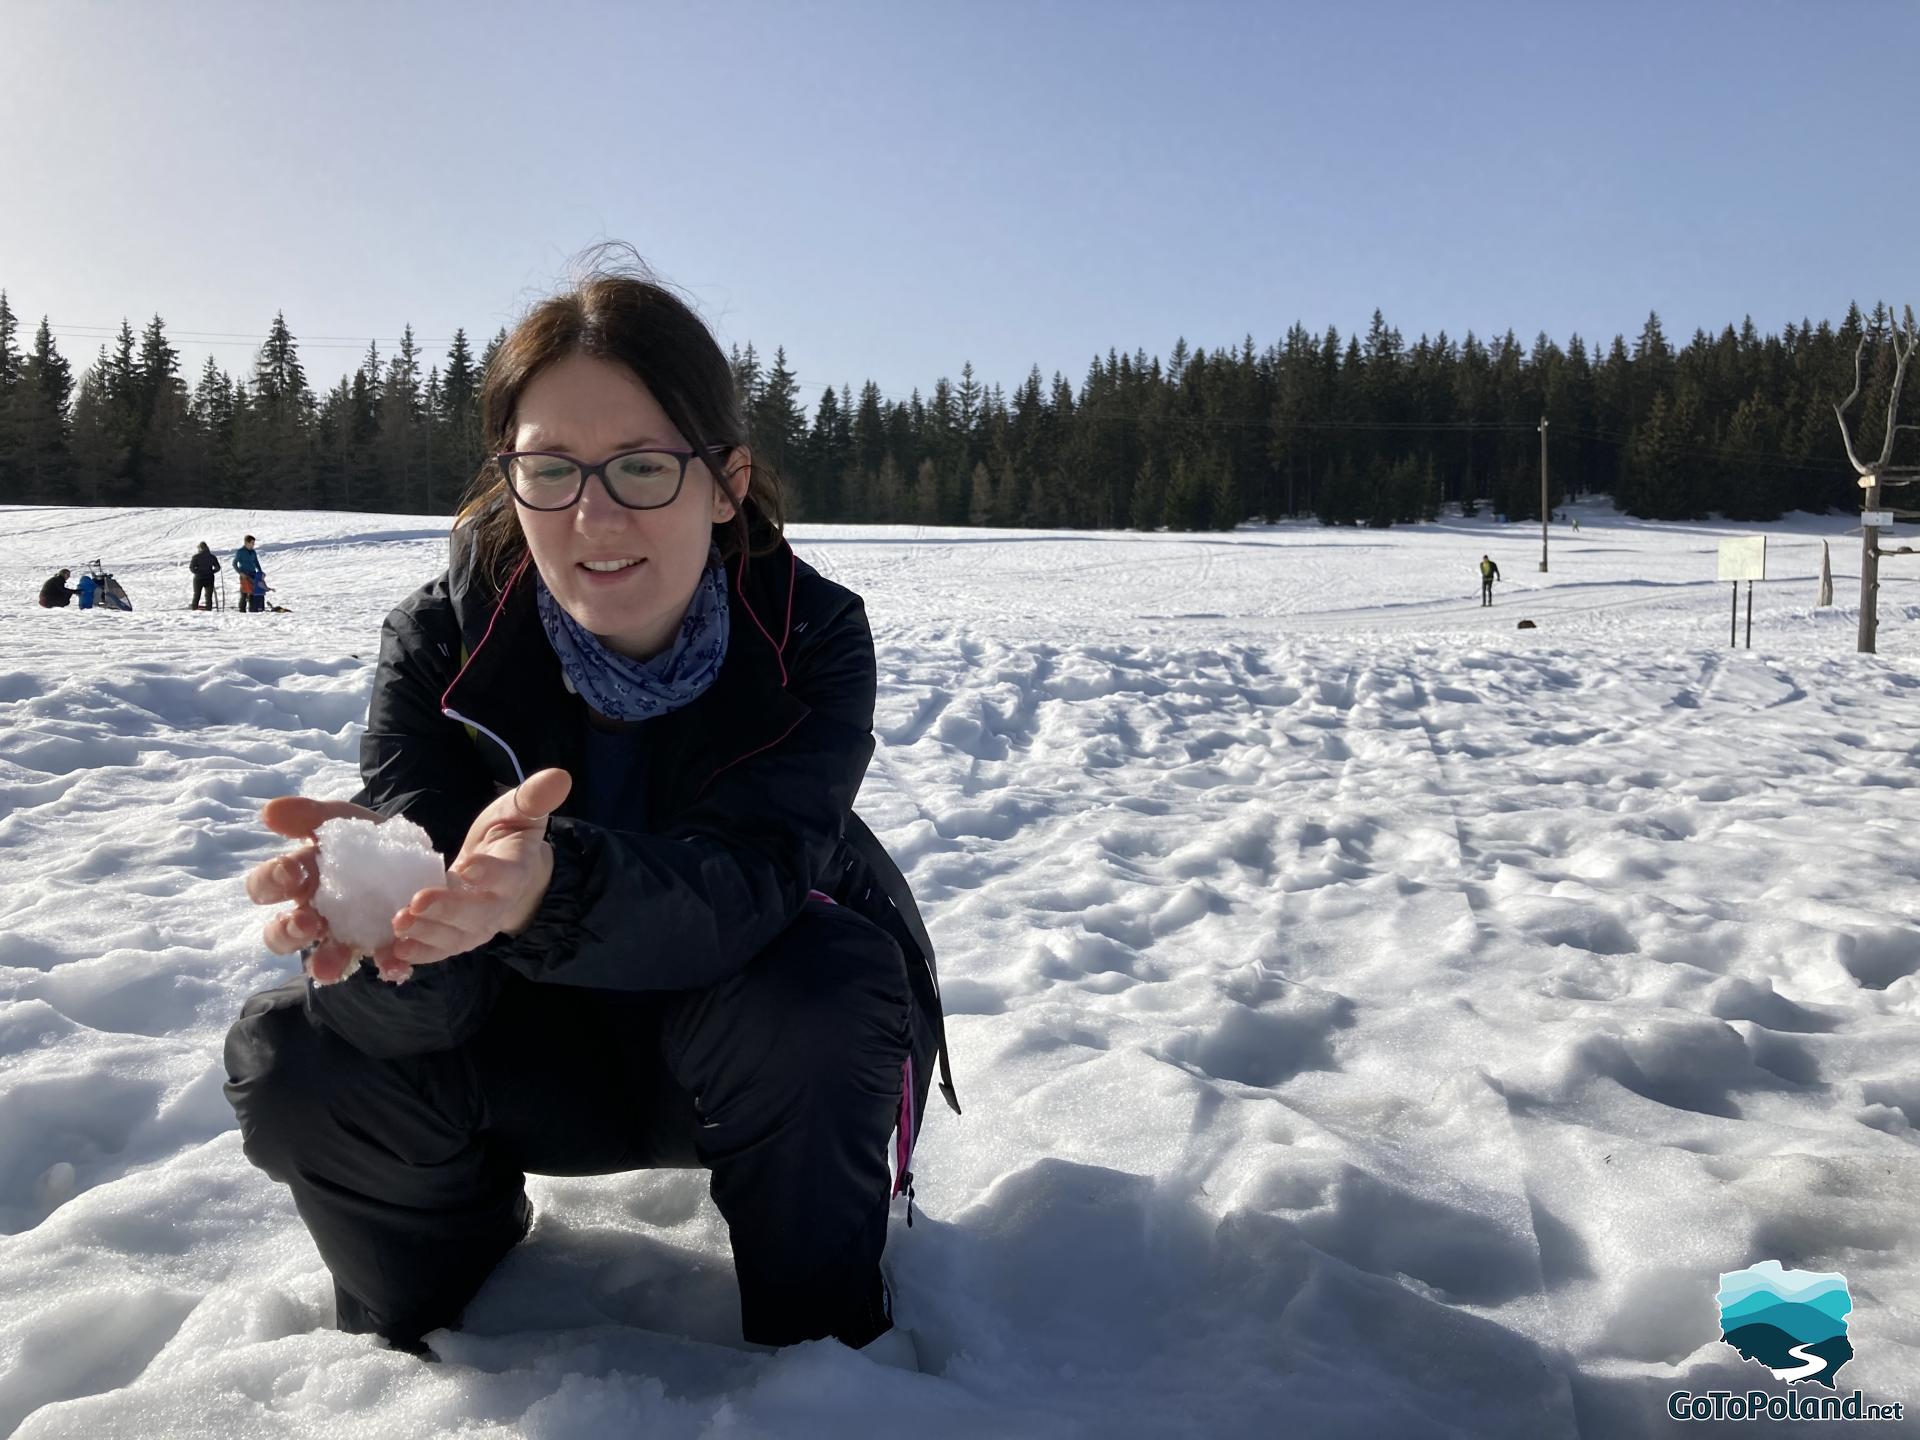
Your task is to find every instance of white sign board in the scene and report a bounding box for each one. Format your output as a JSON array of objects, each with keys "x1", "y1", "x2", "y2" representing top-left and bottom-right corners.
[
  {"x1": 1862, "y1": 510, "x2": 1895, "y2": 527},
  {"x1": 1717, "y1": 536, "x2": 1767, "y2": 582}
]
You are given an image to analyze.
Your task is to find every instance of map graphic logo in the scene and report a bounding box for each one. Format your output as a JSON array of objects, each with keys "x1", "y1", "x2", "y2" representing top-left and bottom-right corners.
[{"x1": 1716, "y1": 1260, "x2": 1853, "y2": 1391}]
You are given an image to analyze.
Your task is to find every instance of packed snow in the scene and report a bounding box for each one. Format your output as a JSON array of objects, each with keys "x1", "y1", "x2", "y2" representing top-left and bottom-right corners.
[
  {"x1": 309, "y1": 814, "x2": 447, "y2": 964},
  {"x1": 0, "y1": 501, "x2": 1916, "y2": 1438}
]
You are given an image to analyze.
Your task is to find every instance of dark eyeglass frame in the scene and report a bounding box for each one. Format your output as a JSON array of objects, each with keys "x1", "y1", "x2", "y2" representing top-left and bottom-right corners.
[{"x1": 494, "y1": 446, "x2": 726, "y2": 511}]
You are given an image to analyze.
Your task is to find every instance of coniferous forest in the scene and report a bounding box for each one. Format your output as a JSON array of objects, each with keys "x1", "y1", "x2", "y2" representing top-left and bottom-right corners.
[{"x1": 0, "y1": 290, "x2": 1907, "y2": 529}]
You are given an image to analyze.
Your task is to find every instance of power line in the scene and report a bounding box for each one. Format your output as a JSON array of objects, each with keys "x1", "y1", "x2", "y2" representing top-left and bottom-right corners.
[
  {"x1": 1556, "y1": 425, "x2": 1846, "y2": 476},
  {"x1": 29, "y1": 318, "x2": 1865, "y2": 477}
]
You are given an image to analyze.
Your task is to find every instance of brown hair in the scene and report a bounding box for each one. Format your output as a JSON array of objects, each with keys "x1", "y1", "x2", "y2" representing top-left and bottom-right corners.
[{"x1": 454, "y1": 251, "x2": 784, "y2": 593}]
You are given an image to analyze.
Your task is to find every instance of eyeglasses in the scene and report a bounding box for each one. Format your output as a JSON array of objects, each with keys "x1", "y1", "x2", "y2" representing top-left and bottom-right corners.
[{"x1": 495, "y1": 447, "x2": 722, "y2": 511}]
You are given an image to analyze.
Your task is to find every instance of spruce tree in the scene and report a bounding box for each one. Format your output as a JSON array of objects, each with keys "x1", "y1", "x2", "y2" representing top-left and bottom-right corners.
[
  {"x1": 874, "y1": 452, "x2": 904, "y2": 521},
  {"x1": 244, "y1": 312, "x2": 314, "y2": 508},
  {"x1": 0, "y1": 290, "x2": 18, "y2": 389},
  {"x1": 423, "y1": 366, "x2": 444, "y2": 512},
  {"x1": 81, "y1": 322, "x2": 143, "y2": 504},
  {"x1": 1626, "y1": 392, "x2": 1675, "y2": 517},
  {"x1": 956, "y1": 361, "x2": 982, "y2": 457},
  {"x1": 1318, "y1": 454, "x2": 1361, "y2": 525},
  {"x1": 967, "y1": 460, "x2": 994, "y2": 526},
  {"x1": 806, "y1": 385, "x2": 847, "y2": 517},
  {"x1": 476, "y1": 328, "x2": 506, "y2": 395},
  {"x1": 1165, "y1": 454, "x2": 1201, "y2": 530},
  {"x1": 0, "y1": 292, "x2": 20, "y2": 501},
  {"x1": 1167, "y1": 336, "x2": 1190, "y2": 387},
  {"x1": 913, "y1": 457, "x2": 939, "y2": 524},
  {"x1": 853, "y1": 381, "x2": 887, "y2": 482},
  {"x1": 439, "y1": 327, "x2": 482, "y2": 501},
  {"x1": 192, "y1": 356, "x2": 240, "y2": 506},
  {"x1": 1721, "y1": 395, "x2": 1781, "y2": 519},
  {"x1": 126, "y1": 315, "x2": 187, "y2": 504},
  {"x1": 1363, "y1": 455, "x2": 1394, "y2": 528},
  {"x1": 18, "y1": 318, "x2": 74, "y2": 502},
  {"x1": 1208, "y1": 451, "x2": 1240, "y2": 530},
  {"x1": 381, "y1": 326, "x2": 426, "y2": 510},
  {"x1": 730, "y1": 342, "x2": 762, "y2": 415},
  {"x1": 70, "y1": 351, "x2": 114, "y2": 506},
  {"x1": 347, "y1": 366, "x2": 379, "y2": 510},
  {"x1": 255, "y1": 312, "x2": 308, "y2": 402},
  {"x1": 0, "y1": 292, "x2": 17, "y2": 394},
  {"x1": 1131, "y1": 456, "x2": 1164, "y2": 531},
  {"x1": 749, "y1": 346, "x2": 806, "y2": 495},
  {"x1": 312, "y1": 377, "x2": 352, "y2": 509}
]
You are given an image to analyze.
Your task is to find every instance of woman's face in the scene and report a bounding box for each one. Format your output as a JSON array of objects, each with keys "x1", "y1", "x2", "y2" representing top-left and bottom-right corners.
[{"x1": 510, "y1": 353, "x2": 743, "y2": 660}]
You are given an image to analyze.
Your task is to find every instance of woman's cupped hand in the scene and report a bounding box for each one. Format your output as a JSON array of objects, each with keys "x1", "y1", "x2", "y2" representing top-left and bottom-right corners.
[{"x1": 245, "y1": 769, "x2": 572, "y2": 984}]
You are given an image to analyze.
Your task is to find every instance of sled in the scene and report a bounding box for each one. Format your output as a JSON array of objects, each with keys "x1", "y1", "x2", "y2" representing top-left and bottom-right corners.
[{"x1": 85, "y1": 562, "x2": 133, "y2": 611}]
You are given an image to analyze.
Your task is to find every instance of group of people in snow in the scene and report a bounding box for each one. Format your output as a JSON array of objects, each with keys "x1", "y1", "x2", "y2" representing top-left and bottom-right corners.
[
  {"x1": 37, "y1": 562, "x2": 128, "y2": 611},
  {"x1": 36, "y1": 534, "x2": 270, "y2": 611},
  {"x1": 188, "y1": 534, "x2": 270, "y2": 611}
]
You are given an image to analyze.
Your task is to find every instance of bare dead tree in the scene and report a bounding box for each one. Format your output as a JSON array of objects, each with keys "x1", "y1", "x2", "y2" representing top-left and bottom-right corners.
[{"x1": 1833, "y1": 304, "x2": 1920, "y2": 652}]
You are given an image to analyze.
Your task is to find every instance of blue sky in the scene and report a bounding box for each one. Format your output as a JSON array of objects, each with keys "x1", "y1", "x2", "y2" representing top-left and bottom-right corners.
[{"x1": 3, "y1": 0, "x2": 1914, "y2": 409}]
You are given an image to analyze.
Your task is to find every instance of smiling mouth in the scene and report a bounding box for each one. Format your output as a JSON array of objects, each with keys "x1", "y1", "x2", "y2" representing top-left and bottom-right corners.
[{"x1": 579, "y1": 558, "x2": 645, "y2": 573}]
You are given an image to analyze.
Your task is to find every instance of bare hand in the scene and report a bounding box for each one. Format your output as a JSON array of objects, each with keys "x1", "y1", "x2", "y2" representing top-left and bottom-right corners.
[
  {"x1": 246, "y1": 796, "x2": 409, "y2": 985},
  {"x1": 387, "y1": 769, "x2": 572, "y2": 968}
]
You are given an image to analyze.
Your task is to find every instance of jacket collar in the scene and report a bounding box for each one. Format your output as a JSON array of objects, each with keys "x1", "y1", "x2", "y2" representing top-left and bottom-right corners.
[{"x1": 439, "y1": 534, "x2": 810, "y2": 804}]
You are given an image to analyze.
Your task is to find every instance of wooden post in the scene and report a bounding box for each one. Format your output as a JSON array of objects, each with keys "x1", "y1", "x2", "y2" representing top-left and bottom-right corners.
[
  {"x1": 1860, "y1": 476, "x2": 1881, "y2": 654},
  {"x1": 1538, "y1": 415, "x2": 1550, "y2": 572},
  {"x1": 1833, "y1": 309, "x2": 1917, "y2": 654}
]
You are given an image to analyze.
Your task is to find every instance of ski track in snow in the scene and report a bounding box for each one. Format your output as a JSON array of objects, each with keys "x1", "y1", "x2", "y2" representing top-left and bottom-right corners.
[{"x1": 0, "y1": 502, "x2": 1917, "y2": 1438}]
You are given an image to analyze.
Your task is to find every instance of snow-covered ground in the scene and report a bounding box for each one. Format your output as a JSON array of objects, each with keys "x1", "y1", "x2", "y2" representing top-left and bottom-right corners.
[{"x1": 0, "y1": 500, "x2": 1916, "y2": 1438}]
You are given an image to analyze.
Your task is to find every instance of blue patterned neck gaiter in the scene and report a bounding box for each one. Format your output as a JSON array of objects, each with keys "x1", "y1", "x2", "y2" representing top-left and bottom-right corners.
[{"x1": 534, "y1": 548, "x2": 731, "y2": 721}]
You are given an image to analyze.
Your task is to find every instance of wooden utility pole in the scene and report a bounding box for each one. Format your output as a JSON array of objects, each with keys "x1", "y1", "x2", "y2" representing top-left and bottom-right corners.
[
  {"x1": 1538, "y1": 415, "x2": 1550, "y2": 572},
  {"x1": 1860, "y1": 474, "x2": 1883, "y2": 653},
  {"x1": 1834, "y1": 306, "x2": 1920, "y2": 654}
]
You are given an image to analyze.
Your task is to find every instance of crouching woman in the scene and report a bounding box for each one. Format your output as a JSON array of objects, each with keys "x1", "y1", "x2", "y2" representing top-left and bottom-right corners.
[{"x1": 223, "y1": 266, "x2": 956, "y2": 1356}]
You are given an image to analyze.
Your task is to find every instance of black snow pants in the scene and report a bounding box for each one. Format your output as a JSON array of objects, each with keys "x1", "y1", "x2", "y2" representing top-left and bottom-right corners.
[
  {"x1": 192, "y1": 579, "x2": 215, "y2": 609},
  {"x1": 223, "y1": 902, "x2": 913, "y2": 1353}
]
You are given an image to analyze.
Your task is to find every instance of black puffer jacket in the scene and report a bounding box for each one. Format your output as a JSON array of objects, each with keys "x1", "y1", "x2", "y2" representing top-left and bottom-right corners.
[{"x1": 306, "y1": 527, "x2": 958, "y2": 1129}]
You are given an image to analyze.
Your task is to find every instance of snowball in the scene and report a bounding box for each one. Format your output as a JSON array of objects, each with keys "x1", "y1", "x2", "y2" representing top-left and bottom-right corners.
[{"x1": 311, "y1": 815, "x2": 447, "y2": 954}]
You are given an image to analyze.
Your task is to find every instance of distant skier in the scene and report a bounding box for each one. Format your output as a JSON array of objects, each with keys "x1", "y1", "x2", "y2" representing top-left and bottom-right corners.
[
  {"x1": 234, "y1": 535, "x2": 265, "y2": 613},
  {"x1": 38, "y1": 569, "x2": 75, "y2": 608},
  {"x1": 1479, "y1": 554, "x2": 1500, "y2": 607},
  {"x1": 190, "y1": 542, "x2": 221, "y2": 611}
]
